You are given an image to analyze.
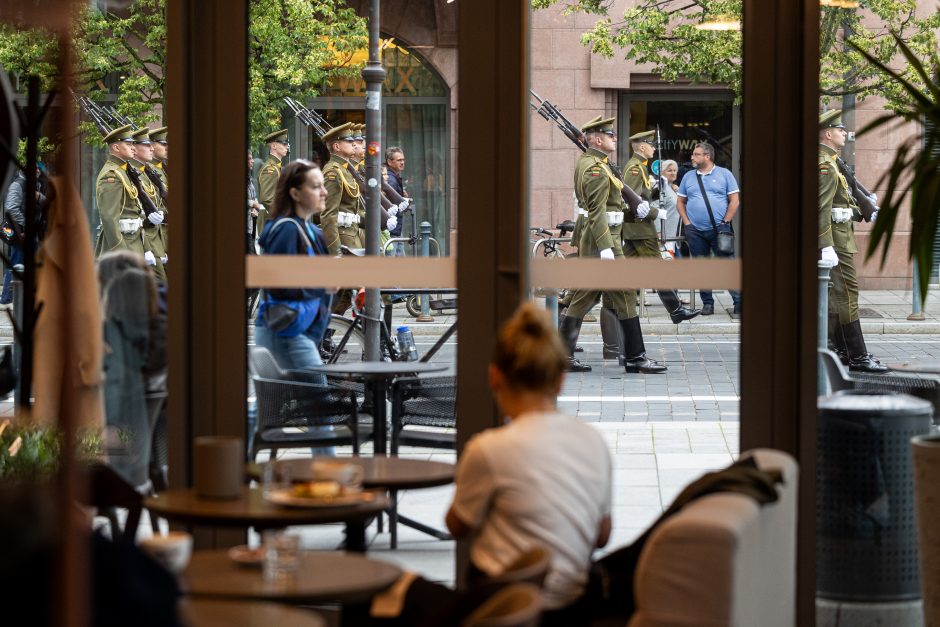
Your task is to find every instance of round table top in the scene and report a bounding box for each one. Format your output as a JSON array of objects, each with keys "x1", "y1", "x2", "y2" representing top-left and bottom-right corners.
[
  {"x1": 183, "y1": 550, "x2": 402, "y2": 604},
  {"x1": 888, "y1": 361, "x2": 940, "y2": 375},
  {"x1": 144, "y1": 486, "x2": 388, "y2": 528},
  {"x1": 247, "y1": 456, "x2": 455, "y2": 490},
  {"x1": 305, "y1": 361, "x2": 449, "y2": 378},
  {"x1": 180, "y1": 599, "x2": 326, "y2": 627}
]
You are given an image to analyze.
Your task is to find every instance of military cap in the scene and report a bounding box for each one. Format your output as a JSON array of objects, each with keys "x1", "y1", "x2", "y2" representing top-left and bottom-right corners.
[
  {"x1": 819, "y1": 109, "x2": 845, "y2": 129},
  {"x1": 103, "y1": 124, "x2": 135, "y2": 144},
  {"x1": 150, "y1": 126, "x2": 168, "y2": 143},
  {"x1": 322, "y1": 122, "x2": 357, "y2": 144},
  {"x1": 132, "y1": 128, "x2": 151, "y2": 144},
  {"x1": 264, "y1": 129, "x2": 289, "y2": 144},
  {"x1": 629, "y1": 130, "x2": 656, "y2": 143},
  {"x1": 354, "y1": 124, "x2": 366, "y2": 140},
  {"x1": 581, "y1": 116, "x2": 616, "y2": 134}
]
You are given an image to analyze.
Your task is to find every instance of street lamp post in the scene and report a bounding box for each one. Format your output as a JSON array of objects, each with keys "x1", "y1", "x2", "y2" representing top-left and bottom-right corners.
[{"x1": 362, "y1": 0, "x2": 386, "y2": 361}]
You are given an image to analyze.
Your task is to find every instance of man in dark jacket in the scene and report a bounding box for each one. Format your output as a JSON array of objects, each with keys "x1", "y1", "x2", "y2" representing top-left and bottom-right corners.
[
  {"x1": 1, "y1": 167, "x2": 45, "y2": 307},
  {"x1": 385, "y1": 146, "x2": 407, "y2": 254}
]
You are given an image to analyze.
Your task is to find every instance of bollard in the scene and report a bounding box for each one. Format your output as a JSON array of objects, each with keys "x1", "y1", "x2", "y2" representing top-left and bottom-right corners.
[
  {"x1": 11, "y1": 263, "x2": 23, "y2": 409},
  {"x1": 908, "y1": 258, "x2": 925, "y2": 321},
  {"x1": 416, "y1": 221, "x2": 434, "y2": 322},
  {"x1": 818, "y1": 261, "x2": 832, "y2": 396}
]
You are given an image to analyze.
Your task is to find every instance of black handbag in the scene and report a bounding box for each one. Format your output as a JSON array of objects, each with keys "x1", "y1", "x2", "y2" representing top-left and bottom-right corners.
[
  {"x1": 263, "y1": 300, "x2": 298, "y2": 333},
  {"x1": 696, "y1": 173, "x2": 735, "y2": 256}
]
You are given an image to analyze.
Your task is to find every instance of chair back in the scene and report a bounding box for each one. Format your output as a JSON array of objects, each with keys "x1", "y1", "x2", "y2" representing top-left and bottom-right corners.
[
  {"x1": 395, "y1": 375, "x2": 457, "y2": 429},
  {"x1": 250, "y1": 346, "x2": 286, "y2": 379},
  {"x1": 818, "y1": 349, "x2": 853, "y2": 392},
  {"x1": 86, "y1": 463, "x2": 145, "y2": 544},
  {"x1": 488, "y1": 547, "x2": 551, "y2": 588},
  {"x1": 461, "y1": 583, "x2": 541, "y2": 627}
]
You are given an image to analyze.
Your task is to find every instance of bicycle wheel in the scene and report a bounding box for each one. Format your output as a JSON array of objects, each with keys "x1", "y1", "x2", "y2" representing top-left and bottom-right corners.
[
  {"x1": 406, "y1": 294, "x2": 422, "y2": 318},
  {"x1": 322, "y1": 315, "x2": 366, "y2": 364}
]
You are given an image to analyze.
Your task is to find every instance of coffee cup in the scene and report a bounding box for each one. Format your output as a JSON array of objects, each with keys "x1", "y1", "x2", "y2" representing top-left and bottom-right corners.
[
  {"x1": 139, "y1": 531, "x2": 193, "y2": 574},
  {"x1": 310, "y1": 459, "x2": 364, "y2": 490},
  {"x1": 194, "y1": 436, "x2": 243, "y2": 499}
]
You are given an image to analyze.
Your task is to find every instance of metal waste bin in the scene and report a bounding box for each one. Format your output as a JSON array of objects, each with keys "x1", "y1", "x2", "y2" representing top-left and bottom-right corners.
[{"x1": 817, "y1": 391, "x2": 932, "y2": 601}]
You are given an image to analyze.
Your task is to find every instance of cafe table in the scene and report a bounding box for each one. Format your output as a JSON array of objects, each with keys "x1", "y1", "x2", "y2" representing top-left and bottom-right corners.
[
  {"x1": 180, "y1": 599, "x2": 326, "y2": 627},
  {"x1": 305, "y1": 361, "x2": 449, "y2": 455},
  {"x1": 144, "y1": 486, "x2": 388, "y2": 552},
  {"x1": 182, "y1": 550, "x2": 402, "y2": 605}
]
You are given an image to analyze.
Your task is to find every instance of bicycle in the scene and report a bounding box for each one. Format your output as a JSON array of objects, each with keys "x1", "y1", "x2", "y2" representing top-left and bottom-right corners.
[{"x1": 530, "y1": 223, "x2": 574, "y2": 300}]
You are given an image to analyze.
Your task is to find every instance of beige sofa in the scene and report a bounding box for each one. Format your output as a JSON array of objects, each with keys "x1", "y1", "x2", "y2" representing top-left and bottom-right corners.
[{"x1": 628, "y1": 449, "x2": 799, "y2": 627}]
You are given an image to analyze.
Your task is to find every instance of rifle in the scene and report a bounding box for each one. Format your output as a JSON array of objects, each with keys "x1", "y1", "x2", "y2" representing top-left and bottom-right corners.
[
  {"x1": 75, "y1": 96, "x2": 112, "y2": 134},
  {"x1": 835, "y1": 156, "x2": 878, "y2": 222},
  {"x1": 530, "y1": 89, "x2": 647, "y2": 215}
]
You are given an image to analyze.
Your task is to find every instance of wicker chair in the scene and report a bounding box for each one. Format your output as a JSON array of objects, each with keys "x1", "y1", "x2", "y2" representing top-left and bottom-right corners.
[
  {"x1": 461, "y1": 583, "x2": 542, "y2": 627},
  {"x1": 249, "y1": 347, "x2": 369, "y2": 461},
  {"x1": 390, "y1": 375, "x2": 457, "y2": 454}
]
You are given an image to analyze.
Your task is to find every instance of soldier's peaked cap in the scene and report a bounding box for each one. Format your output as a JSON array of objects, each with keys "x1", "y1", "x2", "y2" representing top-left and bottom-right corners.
[
  {"x1": 103, "y1": 124, "x2": 135, "y2": 144},
  {"x1": 322, "y1": 122, "x2": 357, "y2": 144},
  {"x1": 150, "y1": 126, "x2": 168, "y2": 143},
  {"x1": 820, "y1": 109, "x2": 845, "y2": 129},
  {"x1": 132, "y1": 128, "x2": 151, "y2": 144},
  {"x1": 264, "y1": 129, "x2": 289, "y2": 143},
  {"x1": 581, "y1": 116, "x2": 615, "y2": 133},
  {"x1": 629, "y1": 130, "x2": 656, "y2": 143}
]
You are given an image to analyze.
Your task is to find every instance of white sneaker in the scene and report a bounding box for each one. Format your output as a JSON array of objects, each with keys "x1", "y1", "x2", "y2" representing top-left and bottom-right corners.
[{"x1": 0, "y1": 303, "x2": 12, "y2": 311}]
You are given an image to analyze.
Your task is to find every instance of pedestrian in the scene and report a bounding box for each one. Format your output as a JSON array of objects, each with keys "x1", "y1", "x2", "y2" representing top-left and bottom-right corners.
[
  {"x1": 560, "y1": 116, "x2": 666, "y2": 374},
  {"x1": 658, "y1": 159, "x2": 681, "y2": 256},
  {"x1": 621, "y1": 131, "x2": 700, "y2": 324},
  {"x1": 385, "y1": 146, "x2": 407, "y2": 254},
  {"x1": 94, "y1": 124, "x2": 146, "y2": 259},
  {"x1": 818, "y1": 109, "x2": 887, "y2": 372},
  {"x1": 1, "y1": 166, "x2": 44, "y2": 308},
  {"x1": 257, "y1": 129, "x2": 290, "y2": 236},
  {"x1": 675, "y1": 141, "x2": 742, "y2": 316},
  {"x1": 247, "y1": 150, "x2": 263, "y2": 253},
  {"x1": 129, "y1": 128, "x2": 168, "y2": 284}
]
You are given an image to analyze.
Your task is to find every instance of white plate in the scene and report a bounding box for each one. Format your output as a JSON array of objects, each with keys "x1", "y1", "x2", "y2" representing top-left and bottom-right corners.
[
  {"x1": 227, "y1": 545, "x2": 264, "y2": 567},
  {"x1": 265, "y1": 488, "x2": 375, "y2": 508}
]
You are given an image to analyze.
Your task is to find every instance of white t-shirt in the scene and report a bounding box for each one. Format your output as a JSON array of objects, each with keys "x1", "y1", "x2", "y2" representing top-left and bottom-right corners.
[{"x1": 450, "y1": 410, "x2": 612, "y2": 609}]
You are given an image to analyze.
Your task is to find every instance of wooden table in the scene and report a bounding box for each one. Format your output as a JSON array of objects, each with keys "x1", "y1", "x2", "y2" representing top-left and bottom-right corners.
[
  {"x1": 144, "y1": 486, "x2": 388, "y2": 552},
  {"x1": 247, "y1": 456, "x2": 455, "y2": 490},
  {"x1": 180, "y1": 599, "x2": 326, "y2": 627},
  {"x1": 182, "y1": 550, "x2": 402, "y2": 605},
  {"x1": 305, "y1": 362, "x2": 449, "y2": 455}
]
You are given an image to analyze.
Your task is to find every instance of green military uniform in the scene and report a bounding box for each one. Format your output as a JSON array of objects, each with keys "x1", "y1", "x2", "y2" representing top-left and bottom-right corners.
[
  {"x1": 130, "y1": 128, "x2": 168, "y2": 283},
  {"x1": 321, "y1": 123, "x2": 364, "y2": 255},
  {"x1": 257, "y1": 129, "x2": 287, "y2": 235},
  {"x1": 819, "y1": 109, "x2": 887, "y2": 372},
  {"x1": 95, "y1": 125, "x2": 146, "y2": 257},
  {"x1": 150, "y1": 126, "x2": 169, "y2": 250}
]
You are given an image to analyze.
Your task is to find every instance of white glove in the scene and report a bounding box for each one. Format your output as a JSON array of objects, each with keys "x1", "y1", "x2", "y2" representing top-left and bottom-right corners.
[
  {"x1": 820, "y1": 246, "x2": 839, "y2": 267},
  {"x1": 599, "y1": 248, "x2": 615, "y2": 260},
  {"x1": 258, "y1": 203, "x2": 266, "y2": 213},
  {"x1": 160, "y1": 254, "x2": 168, "y2": 265},
  {"x1": 870, "y1": 210, "x2": 878, "y2": 223},
  {"x1": 867, "y1": 192, "x2": 877, "y2": 205},
  {"x1": 147, "y1": 210, "x2": 165, "y2": 226},
  {"x1": 636, "y1": 201, "x2": 651, "y2": 219},
  {"x1": 657, "y1": 209, "x2": 668, "y2": 222},
  {"x1": 387, "y1": 205, "x2": 399, "y2": 217},
  {"x1": 398, "y1": 201, "x2": 410, "y2": 212},
  {"x1": 144, "y1": 251, "x2": 157, "y2": 266},
  {"x1": 386, "y1": 216, "x2": 398, "y2": 231}
]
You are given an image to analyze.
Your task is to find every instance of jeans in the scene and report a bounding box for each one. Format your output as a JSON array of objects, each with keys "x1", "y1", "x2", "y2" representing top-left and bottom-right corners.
[
  {"x1": 0, "y1": 244, "x2": 22, "y2": 305},
  {"x1": 684, "y1": 224, "x2": 741, "y2": 309}
]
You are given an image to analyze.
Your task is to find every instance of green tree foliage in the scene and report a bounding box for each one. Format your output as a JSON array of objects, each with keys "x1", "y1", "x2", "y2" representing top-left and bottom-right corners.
[
  {"x1": 531, "y1": 0, "x2": 940, "y2": 109},
  {"x1": 0, "y1": 0, "x2": 367, "y2": 146}
]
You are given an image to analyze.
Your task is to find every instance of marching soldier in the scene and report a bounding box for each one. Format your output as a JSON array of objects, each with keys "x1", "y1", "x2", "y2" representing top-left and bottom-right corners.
[
  {"x1": 819, "y1": 109, "x2": 888, "y2": 372},
  {"x1": 95, "y1": 124, "x2": 146, "y2": 258},
  {"x1": 560, "y1": 116, "x2": 666, "y2": 374},
  {"x1": 257, "y1": 129, "x2": 290, "y2": 235},
  {"x1": 150, "y1": 126, "x2": 169, "y2": 254},
  {"x1": 622, "y1": 130, "x2": 700, "y2": 324},
  {"x1": 129, "y1": 128, "x2": 168, "y2": 282},
  {"x1": 353, "y1": 124, "x2": 366, "y2": 174}
]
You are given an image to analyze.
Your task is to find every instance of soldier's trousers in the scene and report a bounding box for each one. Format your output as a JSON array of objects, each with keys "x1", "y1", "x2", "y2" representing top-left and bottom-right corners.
[
  {"x1": 566, "y1": 288, "x2": 638, "y2": 320},
  {"x1": 622, "y1": 236, "x2": 661, "y2": 258},
  {"x1": 829, "y1": 248, "x2": 859, "y2": 324}
]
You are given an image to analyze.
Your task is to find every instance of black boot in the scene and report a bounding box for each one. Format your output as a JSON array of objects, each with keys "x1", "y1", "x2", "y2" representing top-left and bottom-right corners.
[
  {"x1": 600, "y1": 307, "x2": 622, "y2": 359},
  {"x1": 658, "y1": 290, "x2": 701, "y2": 324},
  {"x1": 558, "y1": 307, "x2": 584, "y2": 352},
  {"x1": 618, "y1": 316, "x2": 667, "y2": 374},
  {"x1": 828, "y1": 314, "x2": 849, "y2": 365},
  {"x1": 559, "y1": 315, "x2": 592, "y2": 372},
  {"x1": 842, "y1": 319, "x2": 889, "y2": 373}
]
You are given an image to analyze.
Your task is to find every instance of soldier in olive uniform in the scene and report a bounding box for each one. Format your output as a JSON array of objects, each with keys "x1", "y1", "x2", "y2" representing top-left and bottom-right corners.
[
  {"x1": 818, "y1": 109, "x2": 888, "y2": 373},
  {"x1": 560, "y1": 117, "x2": 667, "y2": 374},
  {"x1": 257, "y1": 129, "x2": 290, "y2": 235},
  {"x1": 353, "y1": 124, "x2": 366, "y2": 175},
  {"x1": 129, "y1": 128, "x2": 168, "y2": 283},
  {"x1": 622, "y1": 130, "x2": 700, "y2": 324},
  {"x1": 95, "y1": 124, "x2": 146, "y2": 258},
  {"x1": 150, "y1": 126, "x2": 169, "y2": 251}
]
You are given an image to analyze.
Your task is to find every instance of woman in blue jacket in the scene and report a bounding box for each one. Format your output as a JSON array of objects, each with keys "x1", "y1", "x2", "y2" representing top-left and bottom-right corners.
[{"x1": 255, "y1": 159, "x2": 331, "y2": 370}]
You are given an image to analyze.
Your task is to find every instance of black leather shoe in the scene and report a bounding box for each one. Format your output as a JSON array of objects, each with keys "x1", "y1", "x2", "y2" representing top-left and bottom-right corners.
[
  {"x1": 623, "y1": 355, "x2": 667, "y2": 374},
  {"x1": 575, "y1": 345, "x2": 584, "y2": 353},
  {"x1": 849, "y1": 354, "x2": 889, "y2": 373},
  {"x1": 669, "y1": 306, "x2": 702, "y2": 324},
  {"x1": 566, "y1": 357, "x2": 592, "y2": 373},
  {"x1": 701, "y1": 303, "x2": 714, "y2": 316}
]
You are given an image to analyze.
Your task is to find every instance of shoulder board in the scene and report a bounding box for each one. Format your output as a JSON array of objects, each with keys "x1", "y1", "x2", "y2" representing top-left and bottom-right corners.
[
  {"x1": 261, "y1": 166, "x2": 277, "y2": 174},
  {"x1": 324, "y1": 171, "x2": 338, "y2": 180},
  {"x1": 629, "y1": 167, "x2": 641, "y2": 175}
]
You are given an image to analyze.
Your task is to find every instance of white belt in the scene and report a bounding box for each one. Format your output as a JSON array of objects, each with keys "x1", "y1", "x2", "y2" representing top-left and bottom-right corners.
[
  {"x1": 605, "y1": 211, "x2": 624, "y2": 226},
  {"x1": 831, "y1": 207, "x2": 853, "y2": 224},
  {"x1": 338, "y1": 212, "x2": 361, "y2": 227},
  {"x1": 119, "y1": 218, "x2": 142, "y2": 234},
  {"x1": 577, "y1": 208, "x2": 588, "y2": 217}
]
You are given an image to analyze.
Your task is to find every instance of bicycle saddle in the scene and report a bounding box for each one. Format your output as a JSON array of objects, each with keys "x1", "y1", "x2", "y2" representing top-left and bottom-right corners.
[
  {"x1": 340, "y1": 246, "x2": 366, "y2": 257},
  {"x1": 556, "y1": 220, "x2": 575, "y2": 235}
]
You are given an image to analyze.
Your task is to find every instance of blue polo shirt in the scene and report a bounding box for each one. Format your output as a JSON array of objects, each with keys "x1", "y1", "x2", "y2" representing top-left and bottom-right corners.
[{"x1": 676, "y1": 165, "x2": 740, "y2": 231}]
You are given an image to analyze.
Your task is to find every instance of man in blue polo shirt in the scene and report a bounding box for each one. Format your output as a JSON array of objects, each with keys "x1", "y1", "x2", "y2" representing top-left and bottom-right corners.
[{"x1": 676, "y1": 142, "x2": 742, "y2": 316}]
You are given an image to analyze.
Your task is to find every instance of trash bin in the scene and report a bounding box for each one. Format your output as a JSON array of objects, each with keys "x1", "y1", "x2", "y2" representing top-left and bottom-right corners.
[{"x1": 817, "y1": 391, "x2": 933, "y2": 601}]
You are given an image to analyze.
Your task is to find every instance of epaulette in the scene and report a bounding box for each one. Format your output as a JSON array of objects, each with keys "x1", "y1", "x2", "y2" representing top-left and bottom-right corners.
[{"x1": 629, "y1": 167, "x2": 641, "y2": 175}]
